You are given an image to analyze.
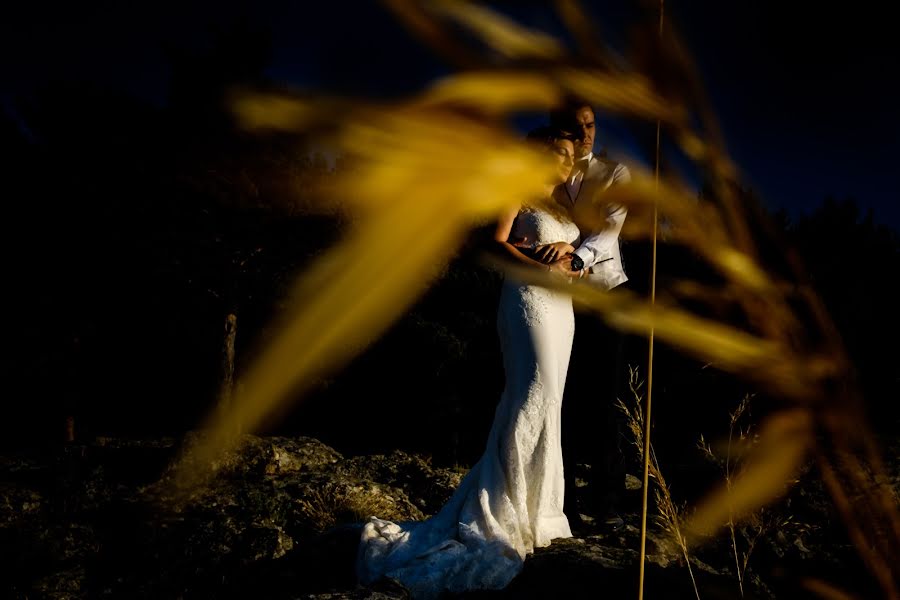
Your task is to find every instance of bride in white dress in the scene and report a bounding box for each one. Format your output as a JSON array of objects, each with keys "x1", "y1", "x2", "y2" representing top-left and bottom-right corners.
[{"x1": 357, "y1": 127, "x2": 582, "y2": 598}]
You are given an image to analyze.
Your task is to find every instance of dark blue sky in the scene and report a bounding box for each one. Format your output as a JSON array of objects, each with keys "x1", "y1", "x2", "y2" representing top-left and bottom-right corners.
[
  {"x1": 2, "y1": 1, "x2": 897, "y2": 226},
  {"x1": 672, "y1": 2, "x2": 900, "y2": 226}
]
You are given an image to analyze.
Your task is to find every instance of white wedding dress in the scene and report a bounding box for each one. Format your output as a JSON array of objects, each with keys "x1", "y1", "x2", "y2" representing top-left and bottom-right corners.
[{"x1": 357, "y1": 205, "x2": 580, "y2": 598}]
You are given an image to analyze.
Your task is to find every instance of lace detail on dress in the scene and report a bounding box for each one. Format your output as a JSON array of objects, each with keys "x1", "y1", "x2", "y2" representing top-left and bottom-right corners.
[
  {"x1": 511, "y1": 285, "x2": 556, "y2": 328},
  {"x1": 357, "y1": 207, "x2": 579, "y2": 599},
  {"x1": 512, "y1": 206, "x2": 580, "y2": 251}
]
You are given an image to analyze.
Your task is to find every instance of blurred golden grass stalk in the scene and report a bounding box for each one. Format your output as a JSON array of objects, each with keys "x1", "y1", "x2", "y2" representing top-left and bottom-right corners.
[{"x1": 168, "y1": 1, "x2": 899, "y2": 596}]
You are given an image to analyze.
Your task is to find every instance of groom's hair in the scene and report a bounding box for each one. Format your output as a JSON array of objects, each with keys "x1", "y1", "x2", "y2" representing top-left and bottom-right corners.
[
  {"x1": 549, "y1": 98, "x2": 593, "y2": 130},
  {"x1": 526, "y1": 125, "x2": 576, "y2": 150}
]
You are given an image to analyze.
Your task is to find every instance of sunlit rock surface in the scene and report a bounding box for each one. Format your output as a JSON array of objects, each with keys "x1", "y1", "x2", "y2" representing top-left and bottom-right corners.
[{"x1": 0, "y1": 434, "x2": 894, "y2": 599}]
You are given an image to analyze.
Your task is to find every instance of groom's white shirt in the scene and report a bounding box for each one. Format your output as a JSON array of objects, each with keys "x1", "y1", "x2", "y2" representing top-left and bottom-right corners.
[{"x1": 562, "y1": 152, "x2": 630, "y2": 291}]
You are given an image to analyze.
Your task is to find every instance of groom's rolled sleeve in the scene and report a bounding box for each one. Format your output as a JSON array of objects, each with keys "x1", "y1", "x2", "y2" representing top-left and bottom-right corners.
[
  {"x1": 573, "y1": 203, "x2": 627, "y2": 268},
  {"x1": 573, "y1": 164, "x2": 630, "y2": 269}
]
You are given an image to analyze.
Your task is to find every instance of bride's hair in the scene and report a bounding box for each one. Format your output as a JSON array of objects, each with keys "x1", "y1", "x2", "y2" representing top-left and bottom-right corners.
[
  {"x1": 523, "y1": 126, "x2": 576, "y2": 223},
  {"x1": 526, "y1": 125, "x2": 576, "y2": 150}
]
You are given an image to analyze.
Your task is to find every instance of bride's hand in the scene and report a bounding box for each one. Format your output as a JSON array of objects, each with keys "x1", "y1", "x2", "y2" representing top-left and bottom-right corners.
[
  {"x1": 547, "y1": 255, "x2": 577, "y2": 276},
  {"x1": 535, "y1": 242, "x2": 576, "y2": 263}
]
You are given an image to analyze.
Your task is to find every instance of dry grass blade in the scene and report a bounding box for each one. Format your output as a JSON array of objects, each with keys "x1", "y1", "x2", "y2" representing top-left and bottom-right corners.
[
  {"x1": 173, "y1": 102, "x2": 555, "y2": 489},
  {"x1": 585, "y1": 174, "x2": 777, "y2": 295},
  {"x1": 380, "y1": 0, "x2": 482, "y2": 68},
  {"x1": 492, "y1": 259, "x2": 821, "y2": 401},
  {"x1": 699, "y1": 394, "x2": 766, "y2": 597},
  {"x1": 629, "y1": 17, "x2": 738, "y2": 181},
  {"x1": 496, "y1": 253, "x2": 835, "y2": 403},
  {"x1": 685, "y1": 409, "x2": 812, "y2": 540},
  {"x1": 553, "y1": 0, "x2": 621, "y2": 68},
  {"x1": 568, "y1": 284, "x2": 801, "y2": 396},
  {"x1": 816, "y1": 407, "x2": 900, "y2": 599},
  {"x1": 801, "y1": 578, "x2": 862, "y2": 600},
  {"x1": 618, "y1": 367, "x2": 701, "y2": 600},
  {"x1": 574, "y1": 169, "x2": 820, "y2": 365},
  {"x1": 415, "y1": 71, "x2": 562, "y2": 115},
  {"x1": 434, "y1": 1, "x2": 565, "y2": 59},
  {"x1": 174, "y1": 191, "x2": 466, "y2": 487},
  {"x1": 558, "y1": 68, "x2": 686, "y2": 124},
  {"x1": 231, "y1": 91, "x2": 326, "y2": 133}
]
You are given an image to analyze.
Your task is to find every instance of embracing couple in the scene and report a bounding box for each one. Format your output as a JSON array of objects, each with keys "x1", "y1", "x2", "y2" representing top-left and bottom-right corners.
[{"x1": 357, "y1": 101, "x2": 631, "y2": 599}]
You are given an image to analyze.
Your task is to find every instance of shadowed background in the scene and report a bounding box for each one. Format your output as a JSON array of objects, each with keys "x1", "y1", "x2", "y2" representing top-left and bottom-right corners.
[{"x1": 1, "y1": 0, "x2": 898, "y2": 474}]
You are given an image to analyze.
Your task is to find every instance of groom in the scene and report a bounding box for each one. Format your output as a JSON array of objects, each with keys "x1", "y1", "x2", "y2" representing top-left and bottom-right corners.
[{"x1": 545, "y1": 100, "x2": 631, "y2": 530}]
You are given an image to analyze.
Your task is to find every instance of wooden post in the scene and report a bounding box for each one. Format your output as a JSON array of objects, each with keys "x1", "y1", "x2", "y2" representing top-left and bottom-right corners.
[
  {"x1": 64, "y1": 415, "x2": 75, "y2": 443},
  {"x1": 64, "y1": 334, "x2": 80, "y2": 444},
  {"x1": 218, "y1": 313, "x2": 238, "y2": 432}
]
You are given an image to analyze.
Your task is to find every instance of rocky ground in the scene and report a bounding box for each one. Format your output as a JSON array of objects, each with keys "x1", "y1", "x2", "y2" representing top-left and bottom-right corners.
[{"x1": 0, "y1": 434, "x2": 893, "y2": 599}]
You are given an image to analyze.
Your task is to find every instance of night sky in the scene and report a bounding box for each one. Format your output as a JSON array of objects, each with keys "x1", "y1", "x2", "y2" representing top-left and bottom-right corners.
[{"x1": 2, "y1": 1, "x2": 898, "y2": 226}]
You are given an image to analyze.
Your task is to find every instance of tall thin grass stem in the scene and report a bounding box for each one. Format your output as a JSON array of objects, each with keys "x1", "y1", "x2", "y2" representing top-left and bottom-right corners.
[{"x1": 638, "y1": 3, "x2": 665, "y2": 600}]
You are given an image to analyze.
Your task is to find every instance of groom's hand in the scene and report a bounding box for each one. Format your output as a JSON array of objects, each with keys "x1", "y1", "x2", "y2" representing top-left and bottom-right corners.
[
  {"x1": 535, "y1": 242, "x2": 576, "y2": 263},
  {"x1": 547, "y1": 255, "x2": 576, "y2": 276}
]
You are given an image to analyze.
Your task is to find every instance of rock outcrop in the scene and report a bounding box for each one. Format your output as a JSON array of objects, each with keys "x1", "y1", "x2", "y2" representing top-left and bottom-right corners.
[{"x1": 0, "y1": 433, "x2": 891, "y2": 599}]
